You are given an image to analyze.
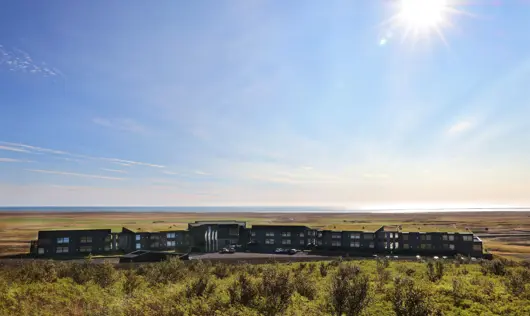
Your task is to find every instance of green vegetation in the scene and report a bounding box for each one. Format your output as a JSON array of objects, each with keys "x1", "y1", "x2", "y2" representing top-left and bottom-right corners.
[{"x1": 0, "y1": 257, "x2": 529, "y2": 315}]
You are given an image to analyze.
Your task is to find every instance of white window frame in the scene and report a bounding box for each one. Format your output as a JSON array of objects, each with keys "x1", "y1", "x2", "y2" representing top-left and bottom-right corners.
[
  {"x1": 135, "y1": 235, "x2": 141, "y2": 241},
  {"x1": 282, "y1": 239, "x2": 291, "y2": 245},
  {"x1": 135, "y1": 243, "x2": 141, "y2": 249},
  {"x1": 266, "y1": 232, "x2": 275, "y2": 237},
  {"x1": 350, "y1": 241, "x2": 360, "y2": 248},
  {"x1": 282, "y1": 232, "x2": 291, "y2": 237},
  {"x1": 166, "y1": 233, "x2": 175, "y2": 239},
  {"x1": 57, "y1": 237, "x2": 69, "y2": 244},
  {"x1": 449, "y1": 244, "x2": 455, "y2": 250},
  {"x1": 332, "y1": 233, "x2": 341, "y2": 239},
  {"x1": 80, "y1": 246, "x2": 92, "y2": 253},
  {"x1": 265, "y1": 239, "x2": 275, "y2": 244},
  {"x1": 448, "y1": 235, "x2": 455, "y2": 241},
  {"x1": 299, "y1": 232, "x2": 304, "y2": 238},
  {"x1": 331, "y1": 241, "x2": 341, "y2": 247}
]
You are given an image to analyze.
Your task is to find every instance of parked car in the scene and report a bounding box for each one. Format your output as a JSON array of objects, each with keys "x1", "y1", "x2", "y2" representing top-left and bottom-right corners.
[
  {"x1": 288, "y1": 249, "x2": 298, "y2": 255},
  {"x1": 219, "y1": 247, "x2": 235, "y2": 254},
  {"x1": 274, "y1": 248, "x2": 285, "y2": 253},
  {"x1": 433, "y1": 256, "x2": 439, "y2": 260},
  {"x1": 416, "y1": 255, "x2": 422, "y2": 260}
]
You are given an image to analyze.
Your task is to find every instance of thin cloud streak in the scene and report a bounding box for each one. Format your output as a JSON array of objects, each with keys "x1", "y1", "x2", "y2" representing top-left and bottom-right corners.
[
  {"x1": 0, "y1": 145, "x2": 30, "y2": 153},
  {"x1": 0, "y1": 141, "x2": 165, "y2": 169},
  {"x1": 447, "y1": 120, "x2": 474, "y2": 134},
  {"x1": 101, "y1": 168, "x2": 128, "y2": 174},
  {"x1": 0, "y1": 158, "x2": 31, "y2": 163},
  {"x1": 26, "y1": 169, "x2": 125, "y2": 180}
]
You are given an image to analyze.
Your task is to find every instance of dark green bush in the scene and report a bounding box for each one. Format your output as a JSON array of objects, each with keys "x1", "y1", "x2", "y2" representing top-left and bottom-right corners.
[
  {"x1": 329, "y1": 264, "x2": 370, "y2": 316},
  {"x1": 389, "y1": 276, "x2": 433, "y2": 316}
]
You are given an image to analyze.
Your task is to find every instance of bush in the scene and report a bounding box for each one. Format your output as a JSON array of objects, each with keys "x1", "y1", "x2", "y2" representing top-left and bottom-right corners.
[
  {"x1": 320, "y1": 262, "x2": 329, "y2": 277},
  {"x1": 258, "y1": 267, "x2": 294, "y2": 316},
  {"x1": 14, "y1": 260, "x2": 58, "y2": 283},
  {"x1": 504, "y1": 268, "x2": 529, "y2": 297},
  {"x1": 293, "y1": 272, "x2": 317, "y2": 300},
  {"x1": 389, "y1": 276, "x2": 433, "y2": 316},
  {"x1": 329, "y1": 264, "x2": 370, "y2": 316},
  {"x1": 228, "y1": 273, "x2": 259, "y2": 307},
  {"x1": 481, "y1": 259, "x2": 506, "y2": 276},
  {"x1": 186, "y1": 274, "x2": 215, "y2": 298},
  {"x1": 213, "y1": 263, "x2": 230, "y2": 279},
  {"x1": 426, "y1": 260, "x2": 444, "y2": 282}
]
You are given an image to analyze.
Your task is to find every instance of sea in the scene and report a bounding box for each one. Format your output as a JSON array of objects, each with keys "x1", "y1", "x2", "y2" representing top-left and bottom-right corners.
[{"x1": 0, "y1": 206, "x2": 529, "y2": 213}]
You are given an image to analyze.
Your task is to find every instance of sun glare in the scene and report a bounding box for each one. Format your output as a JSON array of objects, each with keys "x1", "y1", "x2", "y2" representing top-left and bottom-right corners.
[{"x1": 399, "y1": 0, "x2": 447, "y2": 29}]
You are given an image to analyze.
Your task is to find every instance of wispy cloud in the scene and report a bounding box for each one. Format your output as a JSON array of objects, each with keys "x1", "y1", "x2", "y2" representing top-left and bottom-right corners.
[
  {"x1": 101, "y1": 168, "x2": 128, "y2": 174},
  {"x1": 194, "y1": 170, "x2": 211, "y2": 176},
  {"x1": 447, "y1": 120, "x2": 474, "y2": 135},
  {"x1": 26, "y1": 169, "x2": 125, "y2": 180},
  {"x1": 1, "y1": 141, "x2": 165, "y2": 169},
  {"x1": 0, "y1": 158, "x2": 32, "y2": 163},
  {"x1": 162, "y1": 170, "x2": 179, "y2": 175},
  {"x1": 0, "y1": 45, "x2": 63, "y2": 77},
  {"x1": 0, "y1": 145, "x2": 30, "y2": 153},
  {"x1": 92, "y1": 117, "x2": 147, "y2": 134},
  {"x1": 0, "y1": 141, "x2": 71, "y2": 156},
  {"x1": 102, "y1": 158, "x2": 165, "y2": 168}
]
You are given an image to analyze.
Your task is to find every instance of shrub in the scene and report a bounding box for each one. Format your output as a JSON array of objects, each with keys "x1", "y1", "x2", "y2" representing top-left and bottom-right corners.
[
  {"x1": 258, "y1": 267, "x2": 294, "y2": 316},
  {"x1": 92, "y1": 260, "x2": 118, "y2": 288},
  {"x1": 329, "y1": 264, "x2": 370, "y2": 316},
  {"x1": 389, "y1": 276, "x2": 433, "y2": 316},
  {"x1": 481, "y1": 259, "x2": 506, "y2": 276},
  {"x1": 426, "y1": 260, "x2": 444, "y2": 282},
  {"x1": 123, "y1": 269, "x2": 145, "y2": 296},
  {"x1": 228, "y1": 273, "x2": 259, "y2": 307},
  {"x1": 320, "y1": 262, "x2": 329, "y2": 277},
  {"x1": 212, "y1": 263, "x2": 230, "y2": 279},
  {"x1": 504, "y1": 268, "x2": 529, "y2": 297},
  {"x1": 186, "y1": 274, "x2": 215, "y2": 298},
  {"x1": 15, "y1": 260, "x2": 58, "y2": 283},
  {"x1": 293, "y1": 272, "x2": 317, "y2": 300}
]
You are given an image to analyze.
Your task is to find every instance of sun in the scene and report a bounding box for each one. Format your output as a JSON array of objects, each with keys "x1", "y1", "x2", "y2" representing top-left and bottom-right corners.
[
  {"x1": 399, "y1": 0, "x2": 448, "y2": 29},
  {"x1": 381, "y1": 0, "x2": 464, "y2": 45}
]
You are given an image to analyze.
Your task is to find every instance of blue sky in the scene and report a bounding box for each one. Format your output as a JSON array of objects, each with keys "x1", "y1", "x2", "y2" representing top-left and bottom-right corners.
[{"x1": 1, "y1": 0, "x2": 529, "y2": 207}]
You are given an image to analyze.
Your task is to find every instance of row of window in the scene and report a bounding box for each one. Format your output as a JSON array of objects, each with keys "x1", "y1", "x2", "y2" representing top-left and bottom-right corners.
[
  {"x1": 56, "y1": 236, "x2": 113, "y2": 244},
  {"x1": 401, "y1": 234, "x2": 472, "y2": 241}
]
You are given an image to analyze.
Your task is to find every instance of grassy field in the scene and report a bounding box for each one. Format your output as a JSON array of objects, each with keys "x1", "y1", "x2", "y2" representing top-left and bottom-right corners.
[
  {"x1": 0, "y1": 256, "x2": 529, "y2": 315},
  {"x1": 1, "y1": 211, "x2": 529, "y2": 259}
]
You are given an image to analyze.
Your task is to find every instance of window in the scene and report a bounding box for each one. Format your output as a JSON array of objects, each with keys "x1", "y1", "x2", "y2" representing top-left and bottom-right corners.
[
  {"x1": 473, "y1": 244, "x2": 482, "y2": 251},
  {"x1": 300, "y1": 240, "x2": 305, "y2": 245},
  {"x1": 56, "y1": 247, "x2": 68, "y2": 253},
  {"x1": 350, "y1": 241, "x2": 360, "y2": 248},
  {"x1": 38, "y1": 248, "x2": 44, "y2": 254},
  {"x1": 449, "y1": 244, "x2": 455, "y2": 250},
  {"x1": 403, "y1": 244, "x2": 409, "y2": 249},
  {"x1": 363, "y1": 233, "x2": 374, "y2": 240},
  {"x1": 424, "y1": 244, "x2": 432, "y2": 249},
  {"x1": 331, "y1": 241, "x2": 341, "y2": 247},
  {"x1": 135, "y1": 235, "x2": 141, "y2": 241},
  {"x1": 167, "y1": 241, "x2": 176, "y2": 247},
  {"x1": 282, "y1": 239, "x2": 291, "y2": 245},
  {"x1": 307, "y1": 231, "x2": 315, "y2": 236},
  {"x1": 462, "y1": 235, "x2": 473, "y2": 242},
  {"x1": 265, "y1": 239, "x2": 275, "y2": 244},
  {"x1": 442, "y1": 235, "x2": 448, "y2": 241},
  {"x1": 332, "y1": 233, "x2": 341, "y2": 239},
  {"x1": 448, "y1": 235, "x2": 455, "y2": 241},
  {"x1": 150, "y1": 235, "x2": 160, "y2": 240},
  {"x1": 135, "y1": 243, "x2": 141, "y2": 250},
  {"x1": 282, "y1": 232, "x2": 291, "y2": 237},
  {"x1": 80, "y1": 236, "x2": 92, "y2": 243},
  {"x1": 251, "y1": 231, "x2": 256, "y2": 237},
  {"x1": 266, "y1": 232, "x2": 275, "y2": 237},
  {"x1": 317, "y1": 232, "x2": 322, "y2": 238},
  {"x1": 420, "y1": 235, "x2": 426, "y2": 241},
  {"x1": 369, "y1": 242, "x2": 374, "y2": 248},
  {"x1": 388, "y1": 233, "x2": 394, "y2": 239},
  {"x1": 426, "y1": 235, "x2": 432, "y2": 241},
  {"x1": 350, "y1": 233, "x2": 361, "y2": 239},
  {"x1": 421, "y1": 244, "x2": 426, "y2": 249},
  {"x1": 403, "y1": 234, "x2": 409, "y2": 241},
  {"x1": 151, "y1": 242, "x2": 160, "y2": 248},
  {"x1": 57, "y1": 237, "x2": 69, "y2": 244},
  {"x1": 167, "y1": 233, "x2": 175, "y2": 239},
  {"x1": 299, "y1": 232, "x2": 304, "y2": 238},
  {"x1": 80, "y1": 246, "x2": 92, "y2": 253}
]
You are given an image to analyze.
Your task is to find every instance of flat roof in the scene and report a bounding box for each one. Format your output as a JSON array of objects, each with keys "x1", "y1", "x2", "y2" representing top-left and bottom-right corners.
[
  {"x1": 321, "y1": 224, "x2": 382, "y2": 232},
  {"x1": 189, "y1": 220, "x2": 246, "y2": 227}
]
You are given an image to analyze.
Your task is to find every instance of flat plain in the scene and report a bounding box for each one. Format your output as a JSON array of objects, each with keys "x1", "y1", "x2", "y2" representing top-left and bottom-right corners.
[{"x1": 1, "y1": 211, "x2": 529, "y2": 259}]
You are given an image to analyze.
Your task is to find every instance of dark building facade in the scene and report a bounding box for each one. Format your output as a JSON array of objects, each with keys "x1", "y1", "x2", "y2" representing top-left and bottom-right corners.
[
  {"x1": 31, "y1": 221, "x2": 485, "y2": 258},
  {"x1": 35, "y1": 229, "x2": 116, "y2": 256}
]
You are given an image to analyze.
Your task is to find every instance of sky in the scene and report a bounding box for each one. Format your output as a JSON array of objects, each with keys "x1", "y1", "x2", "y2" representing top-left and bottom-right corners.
[{"x1": 1, "y1": 0, "x2": 529, "y2": 208}]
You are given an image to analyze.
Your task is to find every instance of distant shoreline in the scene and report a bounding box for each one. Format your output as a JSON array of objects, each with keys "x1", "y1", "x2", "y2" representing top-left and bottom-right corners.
[{"x1": 1, "y1": 206, "x2": 530, "y2": 214}]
